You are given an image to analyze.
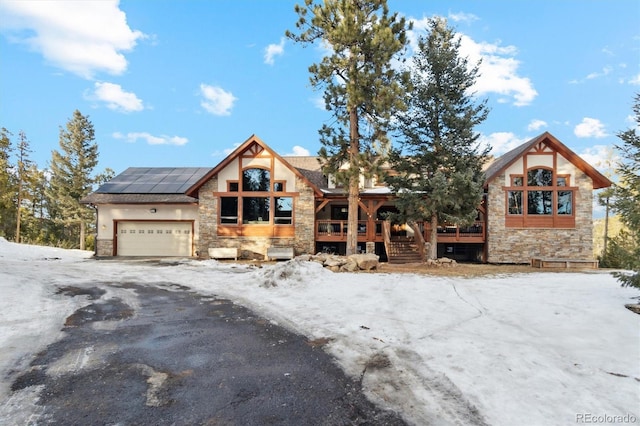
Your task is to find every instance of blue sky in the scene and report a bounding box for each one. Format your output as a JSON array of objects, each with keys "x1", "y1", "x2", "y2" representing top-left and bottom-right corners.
[{"x1": 1, "y1": 0, "x2": 638, "y2": 179}]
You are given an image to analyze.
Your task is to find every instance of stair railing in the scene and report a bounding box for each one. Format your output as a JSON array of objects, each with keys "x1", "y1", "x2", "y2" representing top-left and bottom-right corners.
[{"x1": 409, "y1": 221, "x2": 425, "y2": 262}]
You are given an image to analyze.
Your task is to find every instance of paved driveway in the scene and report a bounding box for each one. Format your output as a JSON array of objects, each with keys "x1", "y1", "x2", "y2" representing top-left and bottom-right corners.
[{"x1": 4, "y1": 280, "x2": 406, "y2": 425}]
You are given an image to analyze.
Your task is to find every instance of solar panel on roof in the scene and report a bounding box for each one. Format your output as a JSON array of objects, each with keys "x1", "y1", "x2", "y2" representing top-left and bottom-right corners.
[{"x1": 94, "y1": 167, "x2": 212, "y2": 194}]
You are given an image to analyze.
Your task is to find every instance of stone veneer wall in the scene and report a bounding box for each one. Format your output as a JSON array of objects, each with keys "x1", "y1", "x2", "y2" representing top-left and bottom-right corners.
[
  {"x1": 293, "y1": 175, "x2": 316, "y2": 255},
  {"x1": 96, "y1": 239, "x2": 113, "y2": 257},
  {"x1": 486, "y1": 170, "x2": 594, "y2": 263},
  {"x1": 197, "y1": 175, "x2": 316, "y2": 259}
]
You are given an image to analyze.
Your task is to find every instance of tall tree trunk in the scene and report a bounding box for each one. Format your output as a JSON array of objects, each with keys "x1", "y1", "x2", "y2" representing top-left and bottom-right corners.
[
  {"x1": 346, "y1": 105, "x2": 360, "y2": 255},
  {"x1": 15, "y1": 181, "x2": 22, "y2": 243},
  {"x1": 80, "y1": 221, "x2": 86, "y2": 251},
  {"x1": 429, "y1": 213, "x2": 438, "y2": 260},
  {"x1": 603, "y1": 195, "x2": 610, "y2": 256}
]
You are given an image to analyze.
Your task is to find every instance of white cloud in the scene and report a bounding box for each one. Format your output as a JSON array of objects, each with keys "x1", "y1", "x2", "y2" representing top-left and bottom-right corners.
[
  {"x1": 574, "y1": 117, "x2": 607, "y2": 138},
  {"x1": 447, "y1": 12, "x2": 479, "y2": 24},
  {"x1": 0, "y1": 0, "x2": 145, "y2": 79},
  {"x1": 88, "y1": 82, "x2": 144, "y2": 112},
  {"x1": 407, "y1": 18, "x2": 537, "y2": 106},
  {"x1": 113, "y1": 132, "x2": 188, "y2": 146},
  {"x1": 480, "y1": 132, "x2": 529, "y2": 156},
  {"x1": 527, "y1": 119, "x2": 547, "y2": 132},
  {"x1": 629, "y1": 73, "x2": 640, "y2": 85},
  {"x1": 585, "y1": 66, "x2": 613, "y2": 80},
  {"x1": 284, "y1": 146, "x2": 311, "y2": 156},
  {"x1": 199, "y1": 84, "x2": 237, "y2": 116},
  {"x1": 264, "y1": 37, "x2": 285, "y2": 65},
  {"x1": 458, "y1": 35, "x2": 537, "y2": 106},
  {"x1": 578, "y1": 145, "x2": 618, "y2": 173}
]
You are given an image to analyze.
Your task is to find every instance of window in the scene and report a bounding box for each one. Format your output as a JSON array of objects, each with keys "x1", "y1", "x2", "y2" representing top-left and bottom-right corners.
[
  {"x1": 505, "y1": 165, "x2": 575, "y2": 227},
  {"x1": 528, "y1": 168, "x2": 552, "y2": 186},
  {"x1": 508, "y1": 191, "x2": 523, "y2": 214},
  {"x1": 274, "y1": 197, "x2": 293, "y2": 224},
  {"x1": 218, "y1": 163, "x2": 295, "y2": 228},
  {"x1": 221, "y1": 197, "x2": 238, "y2": 224},
  {"x1": 527, "y1": 191, "x2": 552, "y2": 215},
  {"x1": 243, "y1": 168, "x2": 270, "y2": 191},
  {"x1": 557, "y1": 190, "x2": 572, "y2": 214},
  {"x1": 243, "y1": 197, "x2": 269, "y2": 223}
]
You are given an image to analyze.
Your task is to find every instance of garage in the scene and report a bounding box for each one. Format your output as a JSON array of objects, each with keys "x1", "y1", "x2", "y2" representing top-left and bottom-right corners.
[{"x1": 116, "y1": 221, "x2": 193, "y2": 257}]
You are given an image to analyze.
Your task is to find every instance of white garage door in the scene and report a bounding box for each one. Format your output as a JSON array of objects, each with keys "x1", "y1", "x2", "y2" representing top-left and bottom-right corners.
[{"x1": 117, "y1": 222, "x2": 193, "y2": 256}]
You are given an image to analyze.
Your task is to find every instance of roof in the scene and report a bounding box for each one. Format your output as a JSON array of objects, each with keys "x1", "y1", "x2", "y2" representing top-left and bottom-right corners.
[
  {"x1": 484, "y1": 132, "x2": 612, "y2": 189},
  {"x1": 187, "y1": 134, "x2": 324, "y2": 197},
  {"x1": 81, "y1": 167, "x2": 211, "y2": 204},
  {"x1": 96, "y1": 167, "x2": 212, "y2": 193},
  {"x1": 282, "y1": 156, "x2": 327, "y2": 189}
]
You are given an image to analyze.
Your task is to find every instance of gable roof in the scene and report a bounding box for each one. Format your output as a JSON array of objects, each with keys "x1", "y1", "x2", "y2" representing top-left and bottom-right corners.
[
  {"x1": 484, "y1": 132, "x2": 612, "y2": 189},
  {"x1": 81, "y1": 167, "x2": 211, "y2": 204},
  {"x1": 186, "y1": 134, "x2": 323, "y2": 197}
]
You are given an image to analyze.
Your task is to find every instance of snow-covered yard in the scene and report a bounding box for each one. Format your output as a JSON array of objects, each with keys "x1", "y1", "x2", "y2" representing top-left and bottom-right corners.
[{"x1": 1, "y1": 238, "x2": 638, "y2": 425}]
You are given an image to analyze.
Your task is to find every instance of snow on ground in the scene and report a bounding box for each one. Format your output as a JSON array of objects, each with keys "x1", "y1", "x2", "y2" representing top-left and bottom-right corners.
[{"x1": 0, "y1": 238, "x2": 638, "y2": 425}]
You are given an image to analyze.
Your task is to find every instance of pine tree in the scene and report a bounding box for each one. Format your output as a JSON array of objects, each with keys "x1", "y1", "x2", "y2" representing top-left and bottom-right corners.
[
  {"x1": 46, "y1": 110, "x2": 99, "y2": 250},
  {"x1": 0, "y1": 127, "x2": 17, "y2": 240},
  {"x1": 15, "y1": 130, "x2": 33, "y2": 243},
  {"x1": 386, "y1": 18, "x2": 490, "y2": 260},
  {"x1": 287, "y1": 0, "x2": 410, "y2": 255},
  {"x1": 611, "y1": 93, "x2": 640, "y2": 288}
]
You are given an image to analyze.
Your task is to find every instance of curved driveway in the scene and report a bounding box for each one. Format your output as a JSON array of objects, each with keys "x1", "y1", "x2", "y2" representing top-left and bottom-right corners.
[{"x1": 8, "y1": 281, "x2": 406, "y2": 425}]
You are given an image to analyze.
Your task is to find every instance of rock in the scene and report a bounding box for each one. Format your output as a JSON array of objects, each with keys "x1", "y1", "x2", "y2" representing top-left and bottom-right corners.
[
  {"x1": 349, "y1": 253, "x2": 379, "y2": 271},
  {"x1": 340, "y1": 258, "x2": 359, "y2": 272}
]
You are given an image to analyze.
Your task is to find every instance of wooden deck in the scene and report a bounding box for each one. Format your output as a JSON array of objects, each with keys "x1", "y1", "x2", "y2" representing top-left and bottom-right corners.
[{"x1": 315, "y1": 220, "x2": 485, "y2": 244}]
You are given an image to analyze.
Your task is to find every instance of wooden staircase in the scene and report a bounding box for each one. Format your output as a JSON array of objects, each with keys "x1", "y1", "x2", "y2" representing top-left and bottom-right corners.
[
  {"x1": 386, "y1": 238, "x2": 423, "y2": 264},
  {"x1": 382, "y1": 221, "x2": 424, "y2": 264}
]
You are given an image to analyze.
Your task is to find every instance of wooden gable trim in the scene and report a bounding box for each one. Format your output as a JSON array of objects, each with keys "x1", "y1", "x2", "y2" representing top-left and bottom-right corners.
[
  {"x1": 185, "y1": 134, "x2": 323, "y2": 197},
  {"x1": 485, "y1": 132, "x2": 612, "y2": 189}
]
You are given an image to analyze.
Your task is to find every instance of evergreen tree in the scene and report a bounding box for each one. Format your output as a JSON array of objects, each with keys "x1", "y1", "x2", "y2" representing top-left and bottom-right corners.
[
  {"x1": 611, "y1": 93, "x2": 640, "y2": 288},
  {"x1": 15, "y1": 130, "x2": 33, "y2": 243},
  {"x1": 0, "y1": 127, "x2": 17, "y2": 240},
  {"x1": 386, "y1": 18, "x2": 490, "y2": 260},
  {"x1": 287, "y1": 0, "x2": 410, "y2": 255},
  {"x1": 46, "y1": 110, "x2": 99, "y2": 250}
]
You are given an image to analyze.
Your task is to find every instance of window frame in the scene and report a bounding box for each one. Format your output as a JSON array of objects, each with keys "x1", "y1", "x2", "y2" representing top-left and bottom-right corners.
[{"x1": 504, "y1": 166, "x2": 576, "y2": 228}]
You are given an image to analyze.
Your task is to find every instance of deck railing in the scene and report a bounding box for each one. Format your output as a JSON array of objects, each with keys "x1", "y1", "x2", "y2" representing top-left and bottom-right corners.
[{"x1": 315, "y1": 220, "x2": 484, "y2": 242}]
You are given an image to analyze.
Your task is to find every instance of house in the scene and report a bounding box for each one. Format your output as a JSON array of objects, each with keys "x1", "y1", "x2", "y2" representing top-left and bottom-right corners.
[{"x1": 82, "y1": 132, "x2": 611, "y2": 264}]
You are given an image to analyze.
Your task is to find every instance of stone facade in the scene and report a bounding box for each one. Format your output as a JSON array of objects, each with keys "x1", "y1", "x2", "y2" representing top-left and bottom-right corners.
[
  {"x1": 196, "y1": 175, "x2": 316, "y2": 260},
  {"x1": 293, "y1": 175, "x2": 316, "y2": 255},
  {"x1": 95, "y1": 239, "x2": 113, "y2": 257},
  {"x1": 486, "y1": 170, "x2": 594, "y2": 263},
  {"x1": 197, "y1": 177, "x2": 218, "y2": 258}
]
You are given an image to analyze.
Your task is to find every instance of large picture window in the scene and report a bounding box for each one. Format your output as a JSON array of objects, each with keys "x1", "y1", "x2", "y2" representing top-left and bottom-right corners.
[
  {"x1": 243, "y1": 197, "x2": 269, "y2": 223},
  {"x1": 505, "y1": 166, "x2": 575, "y2": 227},
  {"x1": 218, "y1": 165, "x2": 295, "y2": 228}
]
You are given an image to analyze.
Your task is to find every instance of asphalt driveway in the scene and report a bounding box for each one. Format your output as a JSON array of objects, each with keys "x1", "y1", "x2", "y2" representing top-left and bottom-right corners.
[{"x1": 5, "y1": 280, "x2": 406, "y2": 425}]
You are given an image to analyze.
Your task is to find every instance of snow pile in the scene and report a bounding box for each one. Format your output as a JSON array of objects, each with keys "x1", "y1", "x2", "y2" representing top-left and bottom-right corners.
[
  {"x1": 1, "y1": 240, "x2": 638, "y2": 426},
  {"x1": 254, "y1": 258, "x2": 330, "y2": 288}
]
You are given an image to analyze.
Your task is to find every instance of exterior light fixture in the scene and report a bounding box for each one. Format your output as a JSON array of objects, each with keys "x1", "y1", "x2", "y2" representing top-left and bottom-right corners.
[{"x1": 149, "y1": 208, "x2": 157, "y2": 213}]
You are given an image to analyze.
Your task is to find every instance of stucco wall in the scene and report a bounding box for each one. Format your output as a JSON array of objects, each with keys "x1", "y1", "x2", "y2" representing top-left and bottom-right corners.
[{"x1": 486, "y1": 170, "x2": 594, "y2": 263}]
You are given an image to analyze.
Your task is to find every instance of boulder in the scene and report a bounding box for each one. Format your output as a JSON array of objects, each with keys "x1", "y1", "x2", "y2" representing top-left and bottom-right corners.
[{"x1": 348, "y1": 253, "x2": 379, "y2": 271}]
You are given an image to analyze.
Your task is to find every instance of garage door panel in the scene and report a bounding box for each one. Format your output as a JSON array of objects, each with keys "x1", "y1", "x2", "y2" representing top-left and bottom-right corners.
[{"x1": 117, "y1": 222, "x2": 192, "y2": 256}]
